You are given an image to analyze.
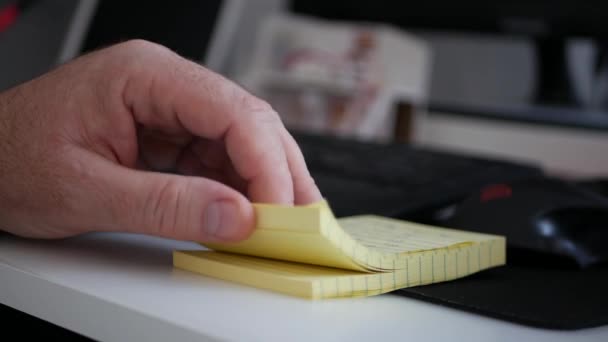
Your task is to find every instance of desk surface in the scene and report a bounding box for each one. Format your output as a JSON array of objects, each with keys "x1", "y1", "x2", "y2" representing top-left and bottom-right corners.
[{"x1": 1, "y1": 233, "x2": 607, "y2": 342}]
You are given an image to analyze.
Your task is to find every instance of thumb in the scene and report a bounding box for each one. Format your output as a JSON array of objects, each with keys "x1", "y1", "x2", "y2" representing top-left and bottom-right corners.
[{"x1": 95, "y1": 163, "x2": 255, "y2": 243}]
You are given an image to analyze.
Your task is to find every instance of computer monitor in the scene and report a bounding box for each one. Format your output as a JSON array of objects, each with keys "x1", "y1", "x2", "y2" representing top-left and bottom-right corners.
[
  {"x1": 289, "y1": 1, "x2": 608, "y2": 129},
  {"x1": 290, "y1": 1, "x2": 608, "y2": 39},
  {"x1": 58, "y1": 0, "x2": 249, "y2": 73}
]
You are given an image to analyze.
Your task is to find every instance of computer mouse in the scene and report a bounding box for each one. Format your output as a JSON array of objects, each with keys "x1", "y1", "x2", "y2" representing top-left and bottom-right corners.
[{"x1": 441, "y1": 178, "x2": 608, "y2": 268}]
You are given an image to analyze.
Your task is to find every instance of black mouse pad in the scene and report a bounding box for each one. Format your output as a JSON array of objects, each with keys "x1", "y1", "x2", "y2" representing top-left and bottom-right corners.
[{"x1": 395, "y1": 263, "x2": 608, "y2": 330}]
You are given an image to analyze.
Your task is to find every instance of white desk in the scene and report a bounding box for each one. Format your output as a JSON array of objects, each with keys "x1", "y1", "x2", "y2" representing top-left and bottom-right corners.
[{"x1": 1, "y1": 233, "x2": 606, "y2": 342}]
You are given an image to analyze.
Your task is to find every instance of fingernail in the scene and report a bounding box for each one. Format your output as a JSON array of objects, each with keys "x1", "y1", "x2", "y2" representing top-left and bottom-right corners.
[{"x1": 204, "y1": 201, "x2": 240, "y2": 240}]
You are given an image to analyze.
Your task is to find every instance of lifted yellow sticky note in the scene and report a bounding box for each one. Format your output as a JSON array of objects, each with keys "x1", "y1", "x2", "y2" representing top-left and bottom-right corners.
[{"x1": 173, "y1": 201, "x2": 505, "y2": 299}]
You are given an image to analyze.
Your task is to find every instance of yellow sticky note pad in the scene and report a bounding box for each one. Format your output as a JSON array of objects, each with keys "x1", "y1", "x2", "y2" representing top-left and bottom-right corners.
[{"x1": 173, "y1": 200, "x2": 505, "y2": 299}]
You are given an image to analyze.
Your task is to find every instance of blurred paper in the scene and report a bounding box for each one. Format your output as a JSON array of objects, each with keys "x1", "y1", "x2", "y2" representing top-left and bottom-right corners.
[{"x1": 237, "y1": 14, "x2": 431, "y2": 142}]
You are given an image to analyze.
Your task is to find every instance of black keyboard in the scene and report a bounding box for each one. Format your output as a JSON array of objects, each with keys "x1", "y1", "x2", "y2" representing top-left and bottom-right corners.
[{"x1": 293, "y1": 131, "x2": 543, "y2": 220}]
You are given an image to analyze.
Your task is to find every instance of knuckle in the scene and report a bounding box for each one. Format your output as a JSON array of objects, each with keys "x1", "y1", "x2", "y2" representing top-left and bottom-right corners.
[
  {"x1": 243, "y1": 96, "x2": 274, "y2": 113},
  {"x1": 118, "y1": 39, "x2": 169, "y2": 56},
  {"x1": 103, "y1": 39, "x2": 174, "y2": 74},
  {"x1": 251, "y1": 105, "x2": 281, "y2": 125},
  {"x1": 85, "y1": 40, "x2": 173, "y2": 98},
  {"x1": 145, "y1": 178, "x2": 186, "y2": 237}
]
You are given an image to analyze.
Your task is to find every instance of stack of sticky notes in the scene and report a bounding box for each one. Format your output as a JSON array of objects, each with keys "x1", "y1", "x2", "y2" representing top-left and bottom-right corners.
[{"x1": 173, "y1": 200, "x2": 505, "y2": 299}]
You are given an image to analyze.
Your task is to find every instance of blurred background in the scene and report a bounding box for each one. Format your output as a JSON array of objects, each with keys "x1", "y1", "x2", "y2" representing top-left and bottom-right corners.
[{"x1": 1, "y1": 0, "x2": 608, "y2": 178}]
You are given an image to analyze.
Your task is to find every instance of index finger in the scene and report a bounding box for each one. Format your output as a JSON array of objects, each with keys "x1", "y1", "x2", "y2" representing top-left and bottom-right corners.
[{"x1": 119, "y1": 42, "x2": 295, "y2": 204}]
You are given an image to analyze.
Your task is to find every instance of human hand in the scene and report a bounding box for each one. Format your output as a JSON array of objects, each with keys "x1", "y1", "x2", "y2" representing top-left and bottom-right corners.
[{"x1": 0, "y1": 40, "x2": 321, "y2": 242}]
